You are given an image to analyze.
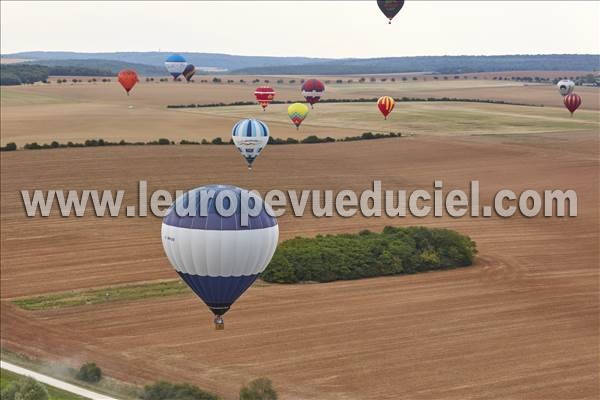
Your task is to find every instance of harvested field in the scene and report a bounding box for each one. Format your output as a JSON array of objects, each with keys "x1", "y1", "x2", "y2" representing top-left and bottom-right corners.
[
  {"x1": 3, "y1": 79, "x2": 598, "y2": 145},
  {"x1": 1, "y1": 130, "x2": 598, "y2": 399}
]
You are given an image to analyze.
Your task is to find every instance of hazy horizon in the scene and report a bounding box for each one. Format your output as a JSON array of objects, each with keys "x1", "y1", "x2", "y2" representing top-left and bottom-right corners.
[{"x1": 1, "y1": 1, "x2": 599, "y2": 58}]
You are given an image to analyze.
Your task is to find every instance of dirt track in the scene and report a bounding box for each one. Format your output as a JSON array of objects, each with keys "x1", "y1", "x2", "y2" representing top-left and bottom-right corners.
[{"x1": 1, "y1": 132, "x2": 598, "y2": 399}]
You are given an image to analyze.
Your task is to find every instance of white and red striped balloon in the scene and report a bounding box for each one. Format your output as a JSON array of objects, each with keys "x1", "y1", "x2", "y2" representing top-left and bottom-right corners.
[{"x1": 563, "y1": 93, "x2": 582, "y2": 116}]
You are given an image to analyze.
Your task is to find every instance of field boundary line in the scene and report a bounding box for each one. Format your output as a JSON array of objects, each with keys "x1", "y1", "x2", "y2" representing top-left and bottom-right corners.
[{"x1": 0, "y1": 360, "x2": 120, "y2": 400}]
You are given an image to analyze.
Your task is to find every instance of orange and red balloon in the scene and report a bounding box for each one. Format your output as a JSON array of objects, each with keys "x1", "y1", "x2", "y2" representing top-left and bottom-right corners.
[
  {"x1": 117, "y1": 69, "x2": 138, "y2": 95},
  {"x1": 377, "y1": 96, "x2": 395, "y2": 119}
]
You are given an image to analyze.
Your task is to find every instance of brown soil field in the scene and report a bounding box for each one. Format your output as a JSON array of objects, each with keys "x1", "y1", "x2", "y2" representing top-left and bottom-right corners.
[
  {"x1": 1, "y1": 131, "x2": 598, "y2": 399},
  {"x1": 2, "y1": 81, "x2": 598, "y2": 146}
]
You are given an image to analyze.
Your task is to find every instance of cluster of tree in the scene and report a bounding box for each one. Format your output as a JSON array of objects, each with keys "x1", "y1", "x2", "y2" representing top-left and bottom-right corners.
[
  {"x1": 142, "y1": 378, "x2": 277, "y2": 400},
  {"x1": 0, "y1": 64, "x2": 122, "y2": 85},
  {"x1": 141, "y1": 381, "x2": 219, "y2": 400},
  {"x1": 231, "y1": 54, "x2": 600, "y2": 75},
  {"x1": 75, "y1": 362, "x2": 102, "y2": 383},
  {"x1": 24, "y1": 58, "x2": 165, "y2": 75},
  {"x1": 239, "y1": 378, "x2": 278, "y2": 400},
  {"x1": 1, "y1": 376, "x2": 49, "y2": 400},
  {"x1": 261, "y1": 226, "x2": 477, "y2": 283},
  {"x1": 0, "y1": 64, "x2": 49, "y2": 85},
  {"x1": 1, "y1": 142, "x2": 17, "y2": 151},
  {"x1": 46, "y1": 65, "x2": 112, "y2": 76}
]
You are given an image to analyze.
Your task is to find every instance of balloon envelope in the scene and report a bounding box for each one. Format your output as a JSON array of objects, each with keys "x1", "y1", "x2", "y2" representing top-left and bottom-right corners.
[
  {"x1": 557, "y1": 79, "x2": 575, "y2": 96},
  {"x1": 378, "y1": 0, "x2": 405, "y2": 23},
  {"x1": 117, "y1": 69, "x2": 138, "y2": 94},
  {"x1": 164, "y1": 54, "x2": 187, "y2": 79},
  {"x1": 232, "y1": 119, "x2": 270, "y2": 169},
  {"x1": 182, "y1": 64, "x2": 196, "y2": 82},
  {"x1": 162, "y1": 185, "x2": 279, "y2": 325},
  {"x1": 301, "y1": 79, "x2": 325, "y2": 107},
  {"x1": 254, "y1": 86, "x2": 276, "y2": 110},
  {"x1": 563, "y1": 93, "x2": 582, "y2": 115},
  {"x1": 377, "y1": 96, "x2": 395, "y2": 119},
  {"x1": 288, "y1": 103, "x2": 309, "y2": 129}
]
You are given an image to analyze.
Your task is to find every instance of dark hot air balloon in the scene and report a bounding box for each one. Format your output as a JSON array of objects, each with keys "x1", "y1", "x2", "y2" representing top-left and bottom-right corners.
[
  {"x1": 377, "y1": 0, "x2": 405, "y2": 24},
  {"x1": 182, "y1": 64, "x2": 196, "y2": 82}
]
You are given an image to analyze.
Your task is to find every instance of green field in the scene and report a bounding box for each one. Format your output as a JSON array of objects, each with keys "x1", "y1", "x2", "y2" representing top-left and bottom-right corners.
[
  {"x1": 186, "y1": 101, "x2": 599, "y2": 135},
  {"x1": 12, "y1": 279, "x2": 272, "y2": 311},
  {"x1": 12, "y1": 280, "x2": 190, "y2": 311},
  {"x1": 1, "y1": 369, "x2": 86, "y2": 400}
]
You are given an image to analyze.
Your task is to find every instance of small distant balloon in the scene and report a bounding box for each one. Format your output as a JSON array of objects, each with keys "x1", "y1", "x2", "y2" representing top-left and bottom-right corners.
[
  {"x1": 557, "y1": 79, "x2": 575, "y2": 96},
  {"x1": 254, "y1": 86, "x2": 276, "y2": 111},
  {"x1": 288, "y1": 103, "x2": 309, "y2": 130},
  {"x1": 377, "y1": 96, "x2": 395, "y2": 119},
  {"x1": 563, "y1": 93, "x2": 581, "y2": 116},
  {"x1": 377, "y1": 0, "x2": 405, "y2": 24},
  {"x1": 164, "y1": 54, "x2": 187, "y2": 79},
  {"x1": 182, "y1": 64, "x2": 196, "y2": 82},
  {"x1": 231, "y1": 119, "x2": 270, "y2": 170},
  {"x1": 301, "y1": 79, "x2": 325, "y2": 108},
  {"x1": 117, "y1": 69, "x2": 138, "y2": 95}
]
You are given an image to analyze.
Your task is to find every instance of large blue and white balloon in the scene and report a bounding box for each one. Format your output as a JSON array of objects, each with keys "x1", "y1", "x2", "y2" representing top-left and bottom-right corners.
[
  {"x1": 164, "y1": 54, "x2": 188, "y2": 79},
  {"x1": 161, "y1": 185, "x2": 279, "y2": 329},
  {"x1": 232, "y1": 119, "x2": 270, "y2": 170}
]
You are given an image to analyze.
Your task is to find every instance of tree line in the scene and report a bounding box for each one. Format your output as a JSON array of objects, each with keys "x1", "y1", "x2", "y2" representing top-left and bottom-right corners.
[
  {"x1": 261, "y1": 226, "x2": 477, "y2": 283},
  {"x1": 0, "y1": 64, "x2": 115, "y2": 85},
  {"x1": 1, "y1": 132, "x2": 405, "y2": 152}
]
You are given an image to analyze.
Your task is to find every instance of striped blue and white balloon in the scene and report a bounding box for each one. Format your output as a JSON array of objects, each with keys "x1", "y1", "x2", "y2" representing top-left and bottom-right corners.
[
  {"x1": 161, "y1": 185, "x2": 278, "y2": 329},
  {"x1": 232, "y1": 119, "x2": 270, "y2": 170},
  {"x1": 164, "y1": 54, "x2": 188, "y2": 79}
]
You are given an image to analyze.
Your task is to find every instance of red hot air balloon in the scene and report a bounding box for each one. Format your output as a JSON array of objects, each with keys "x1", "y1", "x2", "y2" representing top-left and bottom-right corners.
[
  {"x1": 254, "y1": 86, "x2": 276, "y2": 111},
  {"x1": 301, "y1": 79, "x2": 325, "y2": 108},
  {"x1": 563, "y1": 93, "x2": 582, "y2": 116},
  {"x1": 118, "y1": 69, "x2": 138, "y2": 95}
]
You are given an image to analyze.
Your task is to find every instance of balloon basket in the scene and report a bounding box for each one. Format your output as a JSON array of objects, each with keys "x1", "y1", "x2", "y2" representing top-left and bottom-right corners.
[{"x1": 214, "y1": 316, "x2": 224, "y2": 330}]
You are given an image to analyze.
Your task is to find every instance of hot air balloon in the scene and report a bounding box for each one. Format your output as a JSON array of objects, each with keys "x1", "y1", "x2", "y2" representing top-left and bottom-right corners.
[
  {"x1": 162, "y1": 185, "x2": 279, "y2": 329},
  {"x1": 254, "y1": 86, "x2": 276, "y2": 111},
  {"x1": 117, "y1": 69, "x2": 138, "y2": 95},
  {"x1": 557, "y1": 79, "x2": 575, "y2": 96},
  {"x1": 301, "y1": 79, "x2": 325, "y2": 108},
  {"x1": 377, "y1": 0, "x2": 405, "y2": 24},
  {"x1": 164, "y1": 54, "x2": 187, "y2": 79},
  {"x1": 182, "y1": 64, "x2": 196, "y2": 82},
  {"x1": 288, "y1": 103, "x2": 309, "y2": 130},
  {"x1": 563, "y1": 93, "x2": 582, "y2": 116},
  {"x1": 377, "y1": 96, "x2": 395, "y2": 119},
  {"x1": 232, "y1": 119, "x2": 270, "y2": 170}
]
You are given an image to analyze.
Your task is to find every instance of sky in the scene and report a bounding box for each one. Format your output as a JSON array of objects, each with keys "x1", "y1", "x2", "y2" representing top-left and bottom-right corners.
[{"x1": 1, "y1": 1, "x2": 599, "y2": 58}]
